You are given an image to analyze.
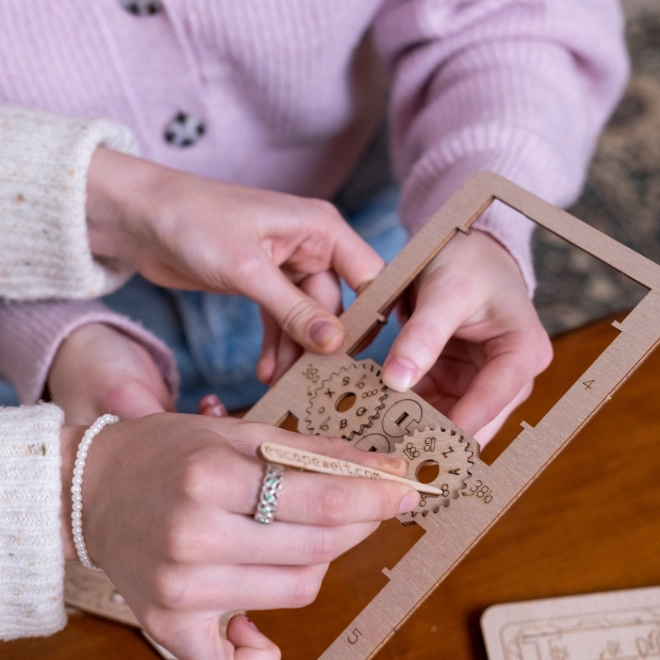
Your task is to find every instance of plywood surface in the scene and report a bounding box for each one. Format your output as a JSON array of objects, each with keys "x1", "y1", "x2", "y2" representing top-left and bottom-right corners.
[
  {"x1": 240, "y1": 173, "x2": 660, "y2": 659},
  {"x1": 481, "y1": 585, "x2": 660, "y2": 659}
]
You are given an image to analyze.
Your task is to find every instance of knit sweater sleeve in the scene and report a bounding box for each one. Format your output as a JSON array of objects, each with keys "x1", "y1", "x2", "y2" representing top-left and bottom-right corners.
[
  {"x1": 0, "y1": 298, "x2": 179, "y2": 405},
  {"x1": 373, "y1": 0, "x2": 629, "y2": 292},
  {"x1": 0, "y1": 105, "x2": 139, "y2": 300},
  {"x1": 0, "y1": 403, "x2": 66, "y2": 639}
]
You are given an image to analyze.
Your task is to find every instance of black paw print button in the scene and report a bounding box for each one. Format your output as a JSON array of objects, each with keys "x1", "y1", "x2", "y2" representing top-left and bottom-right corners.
[
  {"x1": 163, "y1": 112, "x2": 206, "y2": 148},
  {"x1": 119, "y1": 0, "x2": 163, "y2": 16}
]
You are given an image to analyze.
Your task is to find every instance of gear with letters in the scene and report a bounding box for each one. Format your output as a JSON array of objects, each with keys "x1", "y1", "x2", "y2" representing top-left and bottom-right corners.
[
  {"x1": 305, "y1": 360, "x2": 388, "y2": 441},
  {"x1": 393, "y1": 427, "x2": 474, "y2": 517}
]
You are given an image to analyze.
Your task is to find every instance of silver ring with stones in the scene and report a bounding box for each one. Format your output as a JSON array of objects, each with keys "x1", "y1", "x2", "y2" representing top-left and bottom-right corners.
[{"x1": 254, "y1": 464, "x2": 285, "y2": 524}]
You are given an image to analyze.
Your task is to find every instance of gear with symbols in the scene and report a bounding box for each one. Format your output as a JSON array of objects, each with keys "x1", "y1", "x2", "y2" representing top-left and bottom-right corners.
[
  {"x1": 393, "y1": 427, "x2": 474, "y2": 517},
  {"x1": 305, "y1": 360, "x2": 388, "y2": 441}
]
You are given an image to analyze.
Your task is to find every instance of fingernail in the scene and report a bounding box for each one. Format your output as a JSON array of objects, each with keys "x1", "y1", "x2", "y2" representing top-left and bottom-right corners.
[
  {"x1": 383, "y1": 357, "x2": 418, "y2": 392},
  {"x1": 199, "y1": 397, "x2": 227, "y2": 416},
  {"x1": 200, "y1": 394, "x2": 220, "y2": 407},
  {"x1": 378, "y1": 455, "x2": 408, "y2": 473},
  {"x1": 244, "y1": 616, "x2": 259, "y2": 631},
  {"x1": 208, "y1": 404, "x2": 227, "y2": 417},
  {"x1": 309, "y1": 319, "x2": 340, "y2": 348},
  {"x1": 398, "y1": 491, "x2": 420, "y2": 514}
]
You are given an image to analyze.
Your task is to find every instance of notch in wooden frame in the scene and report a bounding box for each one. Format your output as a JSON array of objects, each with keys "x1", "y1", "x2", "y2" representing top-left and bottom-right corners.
[{"x1": 244, "y1": 172, "x2": 660, "y2": 659}]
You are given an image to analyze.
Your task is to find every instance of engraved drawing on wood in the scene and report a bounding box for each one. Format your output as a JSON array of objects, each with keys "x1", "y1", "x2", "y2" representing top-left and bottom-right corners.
[
  {"x1": 481, "y1": 586, "x2": 660, "y2": 660},
  {"x1": 304, "y1": 360, "x2": 388, "y2": 441},
  {"x1": 391, "y1": 427, "x2": 474, "y2": 516}
]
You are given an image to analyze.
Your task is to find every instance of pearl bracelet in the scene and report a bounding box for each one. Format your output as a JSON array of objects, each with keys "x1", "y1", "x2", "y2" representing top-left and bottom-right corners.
[{"x1": 71, "y1": 413, "x2": 119, "y2": 571}]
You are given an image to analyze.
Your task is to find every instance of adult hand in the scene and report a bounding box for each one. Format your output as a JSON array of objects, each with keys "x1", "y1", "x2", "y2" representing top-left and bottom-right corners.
[
  {"x1": 86, "y1": 148, "x2": 385, "y2": 357},
  {"x1": 60, "y1": 416, "x2": 418, "y2": 660},
  {"x1": 381, "y1": 231, "x2": 552, "y2": 445},
  {"x1": 48, "y1": 322, "x2": 174, "y2": 425},
  {"x1": 257, "y1": 268, "x2": 343, "y2": 385}
]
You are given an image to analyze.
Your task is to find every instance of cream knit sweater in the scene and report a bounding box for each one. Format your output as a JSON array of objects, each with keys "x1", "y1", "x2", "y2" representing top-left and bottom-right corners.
[
  {"x1": 0, "y1": 404, "x2": 67, "y2": 639},
  {"x1": 0, "y1": 109, "x2": 173, "y2": 639},
  {"x1": 0, "y1": 106, "x2": 137, "y2": 300}
]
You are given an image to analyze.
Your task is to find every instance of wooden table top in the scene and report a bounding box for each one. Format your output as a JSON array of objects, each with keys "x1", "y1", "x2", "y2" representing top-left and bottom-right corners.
[{"x1": 2, "y1": 313, "x2": 659, "y2": 660}]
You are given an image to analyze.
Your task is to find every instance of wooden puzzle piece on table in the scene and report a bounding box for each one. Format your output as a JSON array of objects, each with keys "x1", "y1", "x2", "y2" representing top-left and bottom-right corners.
[
  {"x1": 63, "y1": 172, "x2": 660, "y2": 659},
  {"x1": 480, "y1": 586, "x2": 660, "y2": 659},
  {"x1": 242, "y1": 172, "x2": 660, "y2": 659}
]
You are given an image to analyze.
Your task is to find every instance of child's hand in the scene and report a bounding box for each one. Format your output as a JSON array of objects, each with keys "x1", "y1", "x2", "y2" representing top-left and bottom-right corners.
[
  {"x1": 381, "y1": 231, "x2": 553, "y2": 445},
  {"x1": 48, "y1": 322, "x2": 175, "y2": 425},
  {"x1": 59, "y1": 416, "x2": 416, "y2": 660},
  {"x1": 86, "y1": 148, "x2": 385, "y2": 358}
]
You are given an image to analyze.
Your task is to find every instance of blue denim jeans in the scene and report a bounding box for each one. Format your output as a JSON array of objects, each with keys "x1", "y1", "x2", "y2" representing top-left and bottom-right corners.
[
  {"x1": 0, "y1": 380, "x2": 18, "y2": 406},
  {"x1": 0, "y1": 187, "x2": 407, "y2": 411}
]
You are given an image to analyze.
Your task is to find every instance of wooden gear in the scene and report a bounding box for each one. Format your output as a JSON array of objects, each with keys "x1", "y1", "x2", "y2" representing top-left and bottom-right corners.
[
  {"x1": 391, "y1": 427, "x2": 474, "y2": 516},
  {"x1": 62, "y1": 172, "x2": 660, "y2": 659},
  {"x1": 304, "y1": 359, "x2": 389, "y2": 441}
]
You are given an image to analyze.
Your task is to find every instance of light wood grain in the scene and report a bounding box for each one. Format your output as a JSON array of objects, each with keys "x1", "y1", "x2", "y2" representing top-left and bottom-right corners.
[{"x1": 258, "y1": 442, "x2": 447, "y2": 496}]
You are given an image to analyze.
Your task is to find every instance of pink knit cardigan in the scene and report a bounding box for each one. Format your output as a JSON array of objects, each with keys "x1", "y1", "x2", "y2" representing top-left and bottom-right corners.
[{"x1": 0, "y1": 0, "x2": 629, "y2": 402}]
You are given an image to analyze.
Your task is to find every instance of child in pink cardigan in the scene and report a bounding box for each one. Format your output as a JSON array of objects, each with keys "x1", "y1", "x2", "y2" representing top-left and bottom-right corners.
[{"x1": 0, "y1": 0, "x2": 629, "y2": 439}]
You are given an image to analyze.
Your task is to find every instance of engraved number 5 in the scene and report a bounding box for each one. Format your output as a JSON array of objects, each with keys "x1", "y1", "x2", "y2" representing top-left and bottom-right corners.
[{"x1": 347, "y1": 628, "x2": 363, "y2": 644}]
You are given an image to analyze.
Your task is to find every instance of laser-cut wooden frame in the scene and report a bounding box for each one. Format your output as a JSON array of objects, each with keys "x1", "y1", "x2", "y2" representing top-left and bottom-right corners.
[
  {"x1": 64, "y1": 172, "x2": 660, "y2": 658},
  {"x1": 243, "y1": 172, "x2": 660, "y2": 659}
]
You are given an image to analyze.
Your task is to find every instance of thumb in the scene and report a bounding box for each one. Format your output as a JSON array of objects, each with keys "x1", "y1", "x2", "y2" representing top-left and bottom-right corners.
[
  {"x1": 239, "y1": 264, "x2": 344, "y2": 354},
  {"x1": 226, "y1": 615, "x2": 281, "y2": 659},
  {"x1": 158, "y1": 615, "x2": 280, "y2": 660}
]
